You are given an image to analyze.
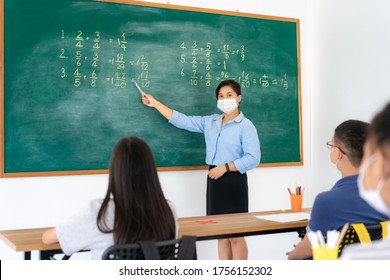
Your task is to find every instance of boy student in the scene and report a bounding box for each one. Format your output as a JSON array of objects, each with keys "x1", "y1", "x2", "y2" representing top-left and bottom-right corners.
[
  {"x1": 42, "y1": 136, "x2": 177, "y2": 259},
  {"x1": 341, "y1": 102, "x2": 390, "y2": 259},
  {"x1": 286, "y1": 120, "x2": 388, "y2": 260}
]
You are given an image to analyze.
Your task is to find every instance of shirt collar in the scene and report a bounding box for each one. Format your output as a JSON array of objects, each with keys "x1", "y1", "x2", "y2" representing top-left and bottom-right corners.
[
  {"x1": 213, "y1": 112, "x2": 244, "y2": 123},
  {"x1": 332, "y1": 174, "x2": 359, "y2": 190}
]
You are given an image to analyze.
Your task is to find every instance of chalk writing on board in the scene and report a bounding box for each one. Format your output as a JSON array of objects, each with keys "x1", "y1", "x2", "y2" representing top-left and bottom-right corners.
[
  {"x1": 58, "y1": 30, "x2": 151, "y2": 89},
  {"x1": 179, "y1": 41, "x2": 288, "y2": 90},
  {"x1": 179, "y1": 41, "x2": 247, "y2": 87},
  {"x1": 58, "y1": 30, "x2": 288, "y2": 91}
]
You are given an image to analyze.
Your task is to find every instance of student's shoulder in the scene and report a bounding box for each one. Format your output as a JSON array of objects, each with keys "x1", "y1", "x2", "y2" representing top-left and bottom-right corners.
[
  {"x1": 87, "y1": 198, "x2": 111, "y2": 215},
  {"x1": 315, "y1": 187, "x2": 350, "y2": 215},
  {"x1": 89, "y1": 198, "x2": 104, "y2": 208},
  {"x1": 313, "y1": 189, "x2": 336, "y2": 206},
  {"x1": 167, "y1": 200, "x2": 178, "y2": 219}
]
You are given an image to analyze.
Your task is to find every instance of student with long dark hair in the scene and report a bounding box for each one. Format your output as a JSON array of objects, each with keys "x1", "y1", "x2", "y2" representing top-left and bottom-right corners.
[{"x1": 42, "y1": 136, "x2": 177, "y2": 259}]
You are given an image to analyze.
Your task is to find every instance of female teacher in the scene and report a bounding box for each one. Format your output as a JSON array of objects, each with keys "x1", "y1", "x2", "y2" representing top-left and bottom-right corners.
[{"x1": 142, "y1": 79, "x2": 261, "y2": 260}]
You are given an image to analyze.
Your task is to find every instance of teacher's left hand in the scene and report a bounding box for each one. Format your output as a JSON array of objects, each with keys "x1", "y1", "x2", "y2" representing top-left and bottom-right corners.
[{"x1": 208, "y1": 165, "x2": 227, "y2": 180}]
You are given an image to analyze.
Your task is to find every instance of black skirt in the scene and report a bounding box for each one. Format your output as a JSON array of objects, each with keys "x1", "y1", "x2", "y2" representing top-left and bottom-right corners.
[{"x1": 207, "y1": 166, "x2": 248, "y2": 215}]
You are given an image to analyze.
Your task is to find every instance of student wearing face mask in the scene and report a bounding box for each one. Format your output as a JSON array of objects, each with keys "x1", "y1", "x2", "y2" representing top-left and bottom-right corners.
[
  {"x1": 340, "y1": 102, "x2": 390, "y2": 260},
  {"x1": 286, "y1": 120, "x2": 387, "y2": 260},
  {"x1": 142, "y1": 80, "x2": 260, "y2": 260}
]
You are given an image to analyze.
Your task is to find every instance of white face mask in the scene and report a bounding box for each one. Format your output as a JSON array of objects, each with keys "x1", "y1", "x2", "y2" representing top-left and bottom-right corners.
[
  {"x1": 217, "y1": 99, "x2": 238, "y2": 114},
  {"x1": 329, "y1": 149, "x2": 340, "y2": 168},
  {"x1": 358, "y1": 154, "x2": 390, "y2": 216}
]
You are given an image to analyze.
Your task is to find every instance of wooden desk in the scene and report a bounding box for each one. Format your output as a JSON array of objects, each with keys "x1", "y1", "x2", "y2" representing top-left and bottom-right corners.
[
  {"x1": 0, "y1": 209, "x2": 309, "y2": 260},
  {"x1": 0, "y1": 227, "x2": 64, "y2": 260},
  {"x1": 178, "y1": 208, "x2": 310, "y2": 240}
]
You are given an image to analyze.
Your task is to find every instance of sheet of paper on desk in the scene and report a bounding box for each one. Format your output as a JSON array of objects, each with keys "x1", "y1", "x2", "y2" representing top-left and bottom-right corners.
[{"x1": 255, "y1": 212, "x2": 310, "y2": 223}]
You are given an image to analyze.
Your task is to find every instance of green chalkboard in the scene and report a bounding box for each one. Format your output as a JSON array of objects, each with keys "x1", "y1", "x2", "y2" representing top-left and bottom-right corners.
[{"x1": 1, "y1": 0, "x2": 302, "y2": 177}]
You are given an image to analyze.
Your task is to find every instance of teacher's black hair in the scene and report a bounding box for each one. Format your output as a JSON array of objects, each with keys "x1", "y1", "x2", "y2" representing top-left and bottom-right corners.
[{"x1": 215, "y1": 80, "x2": 242, "y2": 99}]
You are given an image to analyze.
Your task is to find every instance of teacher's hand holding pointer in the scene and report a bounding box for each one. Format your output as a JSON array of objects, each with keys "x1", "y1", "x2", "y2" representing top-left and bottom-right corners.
[
  {"x1": 142, "y1": 92, "x2": 173, "y2": 121},
  {"x1": 141, "y1": 80, "x2": 261, "y2": 260}
]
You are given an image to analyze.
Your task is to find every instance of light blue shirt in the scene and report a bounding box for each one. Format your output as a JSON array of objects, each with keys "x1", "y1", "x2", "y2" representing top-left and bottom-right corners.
[{"x1": 169, "y1": 110, "x2": 261, "y2": 174}]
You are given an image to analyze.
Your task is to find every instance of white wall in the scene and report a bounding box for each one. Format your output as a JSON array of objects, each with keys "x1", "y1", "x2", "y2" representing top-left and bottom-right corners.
[
  {"x1": 310, "y1": 0, "x2": 390, "y2": 194},
  {"x1": 1, "y1": 0, "x2": 389, "y2": 260}
]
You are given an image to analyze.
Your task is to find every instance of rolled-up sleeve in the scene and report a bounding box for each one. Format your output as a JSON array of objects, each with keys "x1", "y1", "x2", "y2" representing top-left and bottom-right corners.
[{"x1": 233, "y1": 122, "x2": 261, "y2": 174}]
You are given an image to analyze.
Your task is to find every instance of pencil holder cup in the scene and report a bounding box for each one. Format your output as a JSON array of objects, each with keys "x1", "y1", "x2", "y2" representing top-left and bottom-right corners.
[
  {"x1": 289, "y1": 194, "x2": 303, "y2": 212},
  {"x1": 312, "y1": 247, "x2": 338, "y2": 260}
]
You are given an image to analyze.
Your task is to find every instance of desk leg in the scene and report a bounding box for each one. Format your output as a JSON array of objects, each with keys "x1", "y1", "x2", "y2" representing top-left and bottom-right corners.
[
  {"x1": 24, "y1": 251, "x2": 31, "y2": 260},
  {"x1": 40, "y1": 249, "x2": 69, "y2": 260},
  {"x1": 40, "y1": 250, "x2": 53, "y2": 260},
  {"x1": 297, "y1": 228, "x2": 306, "y2": 239}
]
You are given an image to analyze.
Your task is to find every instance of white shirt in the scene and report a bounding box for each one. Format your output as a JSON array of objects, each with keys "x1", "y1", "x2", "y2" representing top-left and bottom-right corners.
[{"x1": 56, "y1": 199, "x2": 178, "y2": 259}]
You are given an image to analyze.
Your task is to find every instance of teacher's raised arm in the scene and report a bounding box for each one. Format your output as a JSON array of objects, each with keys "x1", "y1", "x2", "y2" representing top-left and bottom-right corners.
[{"x1": 142, "y1": 93, "x2": 173, "y2": 121}]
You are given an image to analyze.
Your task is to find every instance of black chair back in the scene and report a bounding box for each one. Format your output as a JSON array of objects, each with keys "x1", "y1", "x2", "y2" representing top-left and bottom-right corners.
[
  {"x1": 102, "y1": 236, "x2": 197, "y2": 260},
  {"x1": 338, "y1": 221, "x2": 389, "y2": 256}
]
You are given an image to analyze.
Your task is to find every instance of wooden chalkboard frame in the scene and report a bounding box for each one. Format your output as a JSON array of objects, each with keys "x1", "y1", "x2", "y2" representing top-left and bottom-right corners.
[{"x1": 0, "y1": 0, "x2": 302, "y2": 177}]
